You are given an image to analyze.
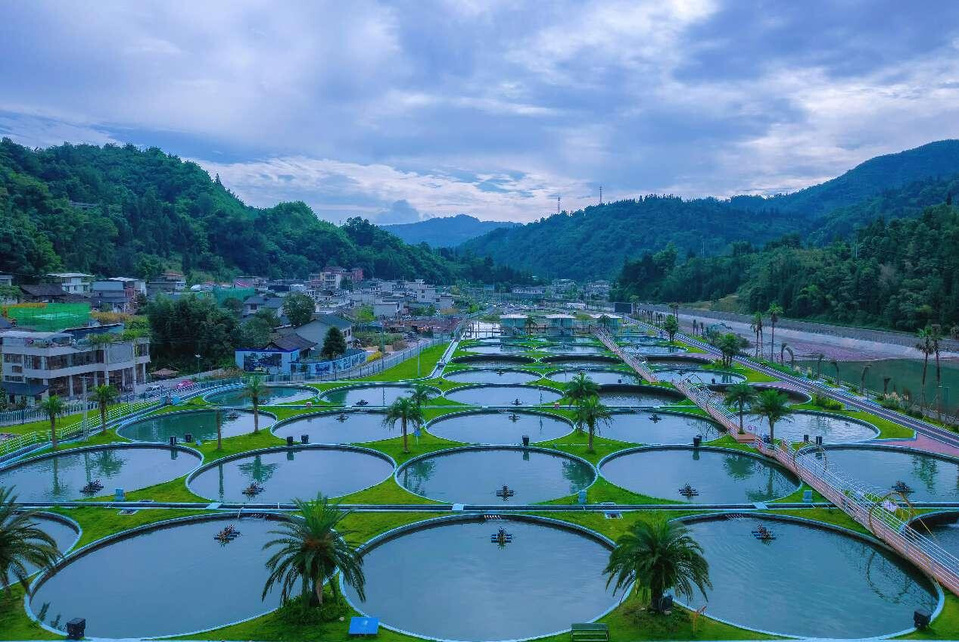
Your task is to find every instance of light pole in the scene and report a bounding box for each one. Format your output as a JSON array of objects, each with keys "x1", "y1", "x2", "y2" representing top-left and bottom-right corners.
[{"x1": 195, "y1": 354, "x2": 201, "y2": 376}]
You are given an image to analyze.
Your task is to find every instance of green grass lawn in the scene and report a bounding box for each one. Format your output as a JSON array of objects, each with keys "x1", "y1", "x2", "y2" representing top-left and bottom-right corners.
[
  {"x1": 537, "y1": 431, "x2": 634, "y2": 465},
  {"x1": 358, "y1": 343, "x2": 450, "y2": 382},
  {"x1": 339, "y1": 477, "x2": 441, "y2": 505}
]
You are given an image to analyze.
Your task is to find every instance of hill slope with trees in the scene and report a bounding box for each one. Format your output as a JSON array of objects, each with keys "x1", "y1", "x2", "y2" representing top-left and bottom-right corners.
[{"x1": 380, "y1": 214, "x2": 519, "y2": 247}]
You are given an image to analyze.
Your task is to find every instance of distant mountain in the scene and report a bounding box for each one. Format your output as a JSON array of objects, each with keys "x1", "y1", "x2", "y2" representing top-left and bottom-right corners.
[
  {"x1": 464, "y1": 140, "x2": 959, "y2": 280},
  {"x1": 380, "y1": 214, "x2": 520, "y2": 247}
]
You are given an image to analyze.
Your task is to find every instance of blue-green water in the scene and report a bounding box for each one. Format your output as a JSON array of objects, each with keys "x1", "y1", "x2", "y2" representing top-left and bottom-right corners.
[
  {"x1": 189, "y1": 447, "x2": 393, "y2": 503},
  {"x1": 344, "y1": 519, "x2": 618, "y2": 641},
  {"x1": 273, "y1": 411, "x2": 390, "y2": 444},
  {"x1": 600, "y1": 447, "x2": 797, "y2": 503},
  {"x1": 321, "y1": 384, "x2": 418, "y2": 406},
  {"x1": 597, "y1": 386, "x2": 683, "y2": 407},
  {"x1": 444, "y1": 369, "x2": 540, "y2": 385},
  {"x1": 206, "y1": 385, "x2": 316, "y2": 406},
  {"x1": 443, "y1": 385, "x2": 562, "y2": 406},
  {"x1": 683, "y1": 516, "x2": 937, "y2": 638},
  {"x1": 0, "y1": 446, "x2": 200, "y2": 502},
  {"x1": 452, "y1": 356, "x2": 535, "y2": 367},
  {"x1": 427, "y1": 411, "x2": 572, "y2": 444},
  {"x1": 653, "y1": 369, "x2": 745, "y2": 384},
  {"x1": 398, "y1": 448, "x2": 594, "y2": 503},
  {"x1": 545, "y1": 345, "x2": 605, "y2": 355},
  {"x1": 30, "y1": 517, "x2": 283, "y2": 638},
  {"x1": 747, "y1": 411, "x2": 877, "y2": 443},
  {"x1": 463, "y1": 343, "x2": 530, "y2": 355},
  {"x1": 820, "y1": 447, "x2": 959, "y2": 501},
  {"x1": 4, "y1": 515, "x2": 77, "y2": 587},
  {"x1": 542, "y1": 356, "x2": 621, "y2": 368},
  {"x1": 547, "y1": 369, "x2": 639, "y2": 385},
  {"x1": 599, "y1": 412, "x2": 721, "y2": 444},
  {"x1": 647, "y1": 357, "x2": 712, "y2": 368},
  {"x1": 118, "y1": 409, "x2": 271, "y2": 443},
  {"x1": 628, "y1": 345, "x2": 685, "y2": 356}
]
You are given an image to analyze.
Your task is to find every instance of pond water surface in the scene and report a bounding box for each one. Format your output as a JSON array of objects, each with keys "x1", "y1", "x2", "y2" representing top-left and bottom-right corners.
[
  {"x1": 818, "y1": 447, "x2": 959, "y2": 502},
  {"x1": 321, "y1": 384, "x2": 418, "y2": 406},
  {"x1": 206, "y1": 386, "x2": 316, "y2": 406},
  {"x1": 444, "y1": 385, "x2": 562, "y2": 406},
  {"x1": 427, "y1": 411, "x2": 572, "y2": 444},
  {"x1": 547, "y1": 369, "x2": 639, "y2": 385},
  {"x1": 4, "y1": 515, "x2": 78, "y2": 587},
  {"x1": 597, "y1": 386, "x2": 682, "y2": 407},
  {"x1": 748, "y1": 411, "x2": 877, "y2": 443},
  {"x1": 118, "y1": 409, "x2": 271, "y2": 443},
  {"x1": 444, "y1": 369, "x2": 540, "y2": 385},
  {"x1": 599, "y1": 412, "x2": 721, "y2": 444},
  {"x1": 273, "y1": 412, "x2": 390, "y2": 444}
]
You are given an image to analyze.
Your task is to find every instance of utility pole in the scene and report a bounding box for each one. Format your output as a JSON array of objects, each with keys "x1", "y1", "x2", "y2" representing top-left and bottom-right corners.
[
  {"x1": 557, "y1": 195, "x2": 561, "y2": 214},
  {"x1": 599, "y1": 185, "x2": 603, "y2": 205}
]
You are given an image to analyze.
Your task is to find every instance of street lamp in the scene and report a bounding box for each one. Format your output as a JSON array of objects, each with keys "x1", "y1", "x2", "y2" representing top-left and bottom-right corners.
[{"x1": 195, "y1": 354, "x2": 201, "y2": 376}]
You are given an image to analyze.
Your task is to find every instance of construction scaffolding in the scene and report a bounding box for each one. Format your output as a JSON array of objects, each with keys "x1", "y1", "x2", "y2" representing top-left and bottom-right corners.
[{"x1": 1, "y1": 303, "x2": 91, "y2": 331}]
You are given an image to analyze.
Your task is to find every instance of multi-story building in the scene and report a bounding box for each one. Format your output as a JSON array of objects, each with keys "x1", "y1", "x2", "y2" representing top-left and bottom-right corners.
[
  {"x1": 0, "y1": 328, "x2": 150, "y2": 405},
  {"x1": 46, "y1": 273, "x2": 94, "y2": 295},
  {"x1": 500, "y1": 314, "x2": 529, "y2": 336},
  {"x1": 545, "y1": 313, "x2": 575, "y2": 337}
]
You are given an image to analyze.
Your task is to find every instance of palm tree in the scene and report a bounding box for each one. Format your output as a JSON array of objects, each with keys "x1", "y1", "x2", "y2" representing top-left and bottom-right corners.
[
  {"x1": 564, "y1": 373, "x2": 600, "y2": 432},
  {"x1": 750, "y1": 312, "x2": 764, "y2": 359},
  {"x1": 815, "y1": 353, "x2": 825, "y2": 379},
  {"x1": 860, "y1": 363, "x2": 871, "y2": 395},
  {"x1": 604, "y1": 519, "x2": 711, "y2": 612},
  {"x1": 916, "y1": 327, "x2": 934, "y2": 411},
  {"x1": 215, "y1": 408, "x2": 223, "y2": 451},
  {"x1": 662, "y1": 315, "x2": 679, "y2": 343},
  {"x1": 766, "y1": 304, "x2": 783, "y2": 362},
  {"x1": 93, "y1": 384, "x2": 118, "y2": 434},
  {"x1": 723, "y1": 383, "x2": 757, "y2": 434},
  {"x1": 243, "y1": 376, "x2": 266, "y2": 434},
  {"x1": 0, "y1": 487, "x2": 62, "y2": 596},
  {"x1": 262, "y1": 494, "x2": 365, "y2": 606},
  {"x1": 753, "y1": 389, "x2": 791, "y2": 444},
  {"x1": 383, "y1": 397, "x2": 424, "y2": 454},
  {"x1": 573, "y1": 395, "x2": 611, "y2": 453},
  {"x1": 830, "y1": 359, "x2": 841, "y2": 385},
  {"x1": 40, "y1": 395, "x2": 66, "y2": 450},
  {"x1": 409, "y1": 383, "x2": 432, "y2": 409},
  {"x1": 929, "y1": 324, "x2": 944, "y2": 420}
]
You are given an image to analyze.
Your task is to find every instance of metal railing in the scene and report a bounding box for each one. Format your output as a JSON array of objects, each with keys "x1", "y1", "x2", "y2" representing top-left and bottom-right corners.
[
  {"x1": 593, "y1": 328, "x2": 659, "y2": 383},
  {"x1": 759, "y1": 439, "x2": 959, "y2": 596},
  {"x1": 0, "y1": 400, "x2": 97, "y2": 428}
]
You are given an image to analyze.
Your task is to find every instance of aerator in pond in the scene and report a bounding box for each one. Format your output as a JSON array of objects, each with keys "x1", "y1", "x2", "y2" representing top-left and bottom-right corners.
[
  {"x1": 678, "y1": 483, "x2": 699, "y2": 498},
  {"x1": 80, "y1": 479, "x2": 104, "y2": 495},
  {"x1": 495, "y1": 484, "x2": 515, "y2": 500},
  {"x1": 242, "y1": 482, "x2": 264, "y2": 497},
  {"x1": 490, "y1": 527, "x2": 513, "y2": 546},
  {"x1": 213, "y1": 524, "x2": 240, "y2": 543},
  {"x1": 751, "y1": 524, "x2": 776, "y2": 541}
]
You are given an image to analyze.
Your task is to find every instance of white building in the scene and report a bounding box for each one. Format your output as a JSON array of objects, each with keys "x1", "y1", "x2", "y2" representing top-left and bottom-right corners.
[{"x1": 46, "y1": 273, "x2": 93, "y2": 295}]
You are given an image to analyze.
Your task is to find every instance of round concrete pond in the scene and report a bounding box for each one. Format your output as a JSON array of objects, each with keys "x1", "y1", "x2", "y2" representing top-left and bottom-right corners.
[
  {"x1": 397, "y1": 447, "x2": 595, "y2": 504},
  {"x1": 426, "y1": 411, "x2": 573, "y2": 444},
  {"x1": 273, "y1": 411, "x2": 391, "y2": 444},
  {"x1": 547, "y1": 368, "x2": 639, "y2": 385},
  {"x1": 118, "y1": 409, "x2": 273, "y2": 443},
  {"x1": 29, "y1": 516, "x2": 285, "y2": 638},
  {"x1": 451, "y1": 355, "x2": 535, "y2": 368},
  {"x1": 462, "y1": 343, "x2": 531, "y2": 355},
  {"x1": 599, "y1": 411, "x2": 722, "y2": 444},
  {"x1": 541, "y1": 355, "x2": 621, "y2": 368},
  {"x1": 205, "y1": 385, "x2": 316, "y2": 406},
  {"x1": 911, "y1": 512, "x2": 959, "y2": 552},
  {"x1": 816, "y1": 446, "x2": 959, "y2": 502},
  {"x1": 680, "y1": 515, "x2": 938, "y2": 638},
  {"x1": 443, "y1": 368, "x2": 540, "y2": 385},
  {"x1": 599, "y1": 446, "x2": 798, "y2": 503},
  {"x1": 189, "y1": 446, "x2": 393, "y2": 503},
  {"x1": 443, "y1": 384, "x2": 562, "y2": 407},
  {"x1": 748, "y1": 410, "x2": 878, "y2": 443},
  {"x1": 596, "y1": 384, "x2": 684, "y2": 407},
  {"x1": 4, "y1": 514, "x2": 79, "y2": 587},
  {"x1": 653, "y1": 368, "x2": 745, "y2": 385},
  {"x1": 343, "y1": 517, "x2": 619, "y2": 642},
  {"x1": 321, "y1": 384, "x2": 422, "y2": 407},
  {"x1": 0, "y1": 445, "x2": 200, "y2": 502},
  {"x1": 544, "y1": 344, "x2": 606, "y2": 355}
]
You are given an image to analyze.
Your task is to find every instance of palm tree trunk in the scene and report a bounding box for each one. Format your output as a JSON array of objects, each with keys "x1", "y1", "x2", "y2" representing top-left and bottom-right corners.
[
  {"x1": 920, "y1": 353, "x2": 929, "y2": 411},
  {"x1": 216, "y1": 409, "x2": 223, "y2": 451},
  {"x1": 769, "y1": 419, "x2": 775, "y2": 444},
  {"x1": 588, "y1": 422, "x2": 595, "y2": 453},
  {"x1": 770, "y1": 323, "x2": 775, "y2": 362},
  {"x1": 100, "y1": 404, "x2": 107, "y2": 433},
  {"x1": 253, "y1": 400, "x2": 260, "y2": 434},
  {"x1": 738, "y1": 403, "x2": 745, "y2": 432},
  {"x1": 314, "y1": 578, "x2": 324, "y2": 605},
  {"x1": 936, "y1": 350, "x2": 943, "y2": 421},
  {"x1": 402, "y1": 417, "x2": 409, "y2": 454}
]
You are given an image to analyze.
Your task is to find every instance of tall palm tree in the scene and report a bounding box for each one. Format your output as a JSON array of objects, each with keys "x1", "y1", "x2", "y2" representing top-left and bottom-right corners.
[
  {"x1": 604, "y1": 519, "x2": 711, "y2": 611},
  {"x1": 244, "y1": 376, "x2": 266, "y2": 434},
  {"x1": 215, "y1": 408, "x2": 223, "y2": 451},
  {"x1": 564, "y1": 373, "x2": 600, "y2": 432},
  {"x1": 0, "y1": 487, "x2": 62, "y2": 596},
  {"x1": 383, "y1": 397, "x2": 424, "y2": 454},
  {"x1": 40, "y1": 395, "x2": 66, "y2": 450},
  {"x1": 766, "y1": 304, "x2": 783, "y2": 362},
  {"x1": 750, "y1": 312, "x2": 763, "y2": 359},
  {"x1": 93, "y1": 384, "x2": 118, "y2": 434},
  {"x1": 916, "y1": 327, "x2": 934, "y2": 411},
  {"x1": 929, "y1": 324, "x2": 944, "y2": 420},
  {"x1": 262, "y1": 494, "x2": 365, "y2": 606},
  {"x1": 573, "y1": 395, "x2": 611, "y2": 453},
  {"x1": 753, "y1": 389, "x2": 791, "y2": 444},
  {"x1": 408, "y1": 383, "x2": 432, "y2": 409},
  {"x1": 723, "y1": 383, "x2": 757, "y2": 434}
]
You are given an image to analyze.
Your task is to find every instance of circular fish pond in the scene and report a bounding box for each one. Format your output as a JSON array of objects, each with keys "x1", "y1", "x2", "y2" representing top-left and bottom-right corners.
[
  {"x1": 321, "y1": 384, "x2": 422, "y2": 407},
  {"x1": 547, "y1": 368, "x2": 639, "y2": 385},
  {"x1": 597, "y1": 384, "x2": 684, "y2": 407},
  {"x1": 600, "y1": 446, "x2": 798, "y2": 503},
  {"x1": 344, "y1": 517, "x2": 618, "y2": 641},
  {"x1": 817, "y1": 446, "x2": 959, "y2": 502},
  {"x1": 0, "y1": 445, "x2": 200, "y2": 502},
  {"x1": 541, "y1": 355, "x2": 621, "y2": 368},
  {"x1": 749, "y1": 411, "x2": 877, "y2": 443},
  {"x1": 118, "y1": 409, "x2": 273, "y2": 443},
  {"x1": 710, "y1": 383, "x2": 811, "y2": 404},
  {"x1": 4, "y1": 514, "x2": 79, "y2": 587},
  {"x1": 653, "y1": 368, "x2": 745, "y2": 385},
  {"x1": 461, "y1": 343, "x2": 530, "y2": 355},
  {"x1": 273, "y1": 411, "x2": 391, "y2": 444},
  {"x1": 681, "y1": 515, "x2": 938, "y2": 638},
  {"x1": 427, "y1": 411, "x2": 573, "y2": 444},
  {"x1": 443, "y1": 368, "x2": 540, "y2": 385},
  {"x1": 189, "y1": 446, "x2": 393, "y2": 503},
  {"x1": 647, "y1": 356, "x2": 712, "y2": 368},
  {"x1": 206, "y1": 385, "x2": 316, "y2": 406},
  {"x1": 451, "y1": 355, "x2": 534, "y2": 368},
  {"x1": 628, "y1": 344, "x2": 684, "y2": 356},
  {"x1": 911, "y1": 512, "x2": 959, "y2": 551},
  {"x1": 599, "y1": 411, "x2": 722, "y2": 444},
  {"x1": 29, "y1": 516, "x2": 285, "y2": 638},
  {"x1": 443, "y1": 384, "x2": 562, "y2": 406},
  {"x1": 544, "y1": 344, "x2": 606, "y2": 355},
  {"x1": 397, "y1": 447, "x2": 595, "y2": 503}
]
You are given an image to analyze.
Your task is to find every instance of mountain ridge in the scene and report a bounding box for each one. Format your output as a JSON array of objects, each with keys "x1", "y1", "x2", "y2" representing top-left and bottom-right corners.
[{"x1": 380, "y1": 214, "x2": 520, "y2": 247}]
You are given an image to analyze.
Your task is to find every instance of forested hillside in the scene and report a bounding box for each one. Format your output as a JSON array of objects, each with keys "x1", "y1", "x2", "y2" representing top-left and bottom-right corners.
[
  {"x1": 0, "y1": 139, "x2": 529, "y2": 285},
  {"x1": 381, "y1": 214, "x2": 519, "y2": 247},
  {"x1": 613, "y1": 202, "x2": 959, "y2": 331},
  {"x1": 465, "y1": 140, "x2": 959, "y2": 280}
]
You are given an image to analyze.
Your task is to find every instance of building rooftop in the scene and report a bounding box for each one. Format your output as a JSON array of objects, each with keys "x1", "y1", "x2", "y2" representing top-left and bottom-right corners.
[{"x1": 267, "y1": 334, "x2": 317, "y2": 352}]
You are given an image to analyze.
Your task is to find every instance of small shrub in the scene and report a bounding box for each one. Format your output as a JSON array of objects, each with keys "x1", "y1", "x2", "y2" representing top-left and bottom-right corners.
[
  {"x1": 812, "y1": 393, "x2": 843, "y2": 411},
  {"x1": 276, "y1": 595, "x2": 350, "y2": 625}
]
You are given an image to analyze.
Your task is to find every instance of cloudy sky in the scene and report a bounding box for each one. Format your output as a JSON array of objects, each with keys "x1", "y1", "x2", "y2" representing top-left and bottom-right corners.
[{"x1": 3, "y1": 0, "x2": 959, "y2": 224}]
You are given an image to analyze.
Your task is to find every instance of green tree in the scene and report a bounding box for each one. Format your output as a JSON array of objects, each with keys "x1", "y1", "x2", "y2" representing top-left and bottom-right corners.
[
  {"x1": 563, "y1": 372, "x2": 600, "y2": 432},
  {"x1": 916, "y1": 327, "x2": 933, "y2": 411},
  {"x1": 0, "y1": 487, "x2": 62, "y2": 596},
  {"x1": 239, "y1": 316, "x2": 273, "y2": 349},
  {"x1": 750, "y1": 312, "x2": 763, "y2": 358},
  {"x1": 603, "y1": 519, "x2": 711, "y2": 611},
  {"x1": 262, "y1": 494, "x2": 365, "y2": 607},
  {"x1": 929, "y1": 324, "x2": 944, "y2": 419},
  {"x1": 40, "y1": 395, "x2": 66, "y2": 450},
  {"x1": 723, "y1": 382, "x2": 758, "y2": 434},
  {"x1": 284, "y1": 293, "x2": 315, "y2": 328},
  {"x1": 382, "y1": 397, "x2": 424, "y2": 454},
  {"x1": 409, "y1": 383, "x2": 432, "y2": 408},
  {"x1": 753, "y1": 389, "x2": 791, "y2": 444},
  {"x1": 244, "y1": 376, "x2": 266, "y2": 434},
  {"x1": 766, "y1": 303, "x2": 783, "y2": 362},
  {"x1": 662, "y1": 315, "x2": 679, "y2": 342},
  {"x1": 93, "y1": 384, "x2": 118, "y2": 434},
  {"x1": 321, "y1": 327, "x2": 348, "y2": 361},
  {"x1": 714, "y1": 332, "x2": 743, "y2": 368},
  {"x1": 572, "y1": 395, "x2": 611, "y2": 453}
]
